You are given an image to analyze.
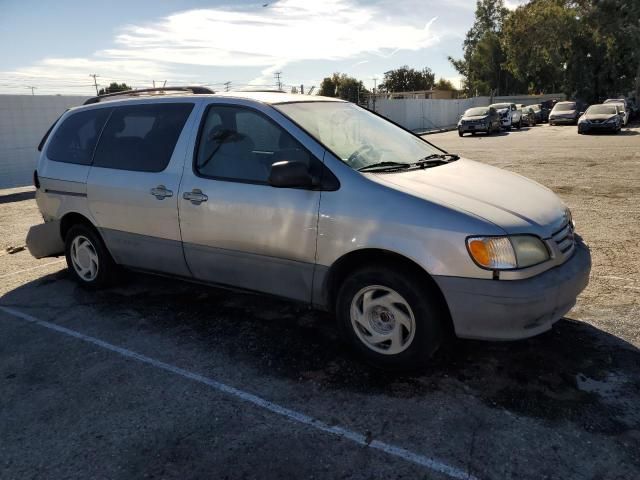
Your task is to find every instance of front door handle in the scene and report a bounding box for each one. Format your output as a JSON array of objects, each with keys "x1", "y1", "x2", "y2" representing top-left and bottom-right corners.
[
  {"x1": 150, "y1": 185, "x2": 173, "y2": 200},
  {"x1": 183, "y1": 189, "x2": 208, "y2": 205}
]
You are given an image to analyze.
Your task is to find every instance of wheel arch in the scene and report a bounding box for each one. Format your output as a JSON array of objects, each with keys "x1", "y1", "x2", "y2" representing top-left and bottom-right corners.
[
  {"x1": 59, "y1": 212, "x2": 99, "y2": 241},
  {"x1": 322, "y1": 248, "x2": 453, "y2": 332}
]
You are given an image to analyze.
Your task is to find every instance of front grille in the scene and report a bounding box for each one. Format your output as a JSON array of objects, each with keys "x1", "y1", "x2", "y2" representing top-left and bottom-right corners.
[{"x1": 552, "y1": 221, "x2": 576, "y2": 260}]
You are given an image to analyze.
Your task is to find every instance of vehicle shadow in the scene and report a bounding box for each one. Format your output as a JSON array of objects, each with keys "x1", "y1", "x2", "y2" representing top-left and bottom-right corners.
[
  {"x1": 0, "y1": 190, "x2": 35, "y2": 205},
  {"x1": 619, "y1": 129, "x2": 639, "y2": 136},
  {"x1": 3, "y1": 270, "x2": 639, "y2": 435}
]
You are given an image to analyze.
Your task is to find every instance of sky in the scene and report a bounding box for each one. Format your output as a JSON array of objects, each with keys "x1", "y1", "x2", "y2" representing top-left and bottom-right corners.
[{"x1": 0, "y1": 0, "x2": 528, "y2": 96}]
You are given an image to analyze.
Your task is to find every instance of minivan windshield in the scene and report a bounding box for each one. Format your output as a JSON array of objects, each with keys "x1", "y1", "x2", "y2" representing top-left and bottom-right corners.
[
  {"x1": 275, "y1": 102, "x2": 442, "y2": 171},
  {"x1": 490, "y1": 103, "x2": 511, "y2": 110},
  {"x1": 587, "y1": 105, "x2": 618, "y2": 115},
  {"x1": 553, "y1": 102, "x2": 576, "y2": 111},
  {"x1": 464, "y1": 107, "x2": 490, "y2": 116}
]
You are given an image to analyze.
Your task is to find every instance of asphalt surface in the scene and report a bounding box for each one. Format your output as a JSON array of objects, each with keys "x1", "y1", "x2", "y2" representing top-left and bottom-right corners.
[{"x1": 1, "y1": 121, "x2": 639, "y2": 480}]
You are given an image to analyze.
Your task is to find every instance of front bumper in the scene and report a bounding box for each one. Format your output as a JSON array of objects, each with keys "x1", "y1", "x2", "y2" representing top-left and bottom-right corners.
[
  {"x1": 433, "y1": 241, "x2": 591, "y2": 340},
  {"x1": 458, "y1": 124, "x2": 489, "y2": 133},
  {"x1": 550, "y1": 117, "x2": 576, "y2": 124},
  {"x1": 579, "y1": 122, "x2": 618, "y2": 132}
]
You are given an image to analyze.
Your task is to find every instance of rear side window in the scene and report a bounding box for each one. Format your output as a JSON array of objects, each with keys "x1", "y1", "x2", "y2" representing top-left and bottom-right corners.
[
  {"x1": 93, "y1": 103, "x2": 194, "y2": 172},
  {"x1": 46, "y1": 108, "x2": 111, "y2": 165}
]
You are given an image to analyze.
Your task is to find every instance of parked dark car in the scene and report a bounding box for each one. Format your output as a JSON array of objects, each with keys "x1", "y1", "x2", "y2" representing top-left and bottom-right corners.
[
  {"x1": 549, "y1": 101, "x2": 582, "y2": 125},
  {"x1": 520, "y1": 106, "x2": 537, "y2": 127},
  {"x1": 528, "y1": 104, "x2": 544, "y2": 123},
  {"x1": 578, "y1": 104, "x2": 622, "y2": 134},
  {"x1": 457, "y1": 106, "x2": 502, "y2": 136},
  {"x1": 540, "y1": 99, "x2": 559, "y2": 122}
]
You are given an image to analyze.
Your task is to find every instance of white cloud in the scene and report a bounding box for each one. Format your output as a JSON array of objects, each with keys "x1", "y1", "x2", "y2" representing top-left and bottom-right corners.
[
  {"x1": 1, "y1": 0, "x2": 440, "y2": 93},
  {"x1": 504, "y1": 0, "x2": 529, "y2": 11}
]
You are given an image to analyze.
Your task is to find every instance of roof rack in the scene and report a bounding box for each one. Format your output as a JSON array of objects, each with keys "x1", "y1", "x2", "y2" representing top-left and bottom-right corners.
[
  {"x1": 233, "y1": 88, "x2": 286, "y2": 93},
  {"x1": 83, "y1": 86, "x2": 215, "y2": 105}
]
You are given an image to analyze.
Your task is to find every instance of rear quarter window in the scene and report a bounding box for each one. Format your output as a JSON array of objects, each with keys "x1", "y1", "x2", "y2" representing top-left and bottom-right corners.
[
  {"x1": 46, "y1": 108, "x2": 112, "y2": 165},
  {"x1": 93, "y1": 103, "x2": 194, "y2": 172}
]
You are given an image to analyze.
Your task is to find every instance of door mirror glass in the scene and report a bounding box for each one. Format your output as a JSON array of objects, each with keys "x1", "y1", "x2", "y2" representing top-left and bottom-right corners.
[{"x1": 269, "y1": 161, "x2": 314, "y2": 189}]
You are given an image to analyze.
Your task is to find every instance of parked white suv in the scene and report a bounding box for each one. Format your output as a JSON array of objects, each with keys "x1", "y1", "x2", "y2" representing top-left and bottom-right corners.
[
  {"x1": 27, "y1": 88, "x2": 591, "y2": 368},
  {"x1": 489, "y1": 102, "x2": 522, "y2": 130}
]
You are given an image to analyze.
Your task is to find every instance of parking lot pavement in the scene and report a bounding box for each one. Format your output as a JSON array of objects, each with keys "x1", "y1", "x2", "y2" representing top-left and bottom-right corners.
[{"x1": 1, "y1": 122, "x2": 640, "y2": 479}]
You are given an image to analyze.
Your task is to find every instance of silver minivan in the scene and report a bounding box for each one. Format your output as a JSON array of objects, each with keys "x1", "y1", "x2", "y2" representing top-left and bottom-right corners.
[{"x1": 27, "y1": 88, "x2": 591, "y2": 368}]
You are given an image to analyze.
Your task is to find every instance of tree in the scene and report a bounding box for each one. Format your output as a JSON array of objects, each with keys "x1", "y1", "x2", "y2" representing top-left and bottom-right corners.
[
  {"x1": 501, "y1": 0, "x2": 640, "y2": 102},
  {"x1": 448, "y1": 0, "x2": 523, "y2": 96},
  {"x1": 319, "y1": 73, "x2": 368, "y2": 103},
  {"x1": 378, "y1": 66, "x2": 435, "y2": 92},
  {"x1": 98, "y1": 82, "x2": 132, "y2": 95},
  {"x1": 502, "y1": 0, "x2": 577, "y2": 95},
  {"x1": 434, "y1": 78, "x2": 456, "y2": 91}
]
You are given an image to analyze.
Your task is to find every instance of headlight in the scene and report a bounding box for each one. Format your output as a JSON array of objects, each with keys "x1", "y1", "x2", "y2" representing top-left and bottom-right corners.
[
  {"x1": 565, "y1": 207, "x2": 574, "y2": 228},
  {"x1": 467, "y1": 235, "x2": 550, "y2": 270}
]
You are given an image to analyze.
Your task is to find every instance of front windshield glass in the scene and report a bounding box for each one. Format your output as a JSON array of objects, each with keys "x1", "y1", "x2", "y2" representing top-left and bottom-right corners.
[
  {"x1": 491, "y1": 103, "x2": 510, "y2": 110},
  {"x1": 587, "y1": 105, "x2": 618, "y2": 115},
  {"x1": 529, "y1": 105, "x2": 541, "y2": 111},
  {"x1": 275, "y1": 102, "x2": 442, "y2": 170},
  {"x1": 554, "y1": 103, "x2": 576, "y2": 111},
  {"x1": 465, "y1": 107, "x2": 489, "y2": 116}
]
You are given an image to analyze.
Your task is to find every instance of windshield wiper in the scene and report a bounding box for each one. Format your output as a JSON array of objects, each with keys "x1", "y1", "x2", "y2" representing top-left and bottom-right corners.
[
  {"x1": 416, "y1": 153, "x2": 460, "y2": 164},
  {"x1": 358, "y1": 161, "x2": 411, "y2": 172}
]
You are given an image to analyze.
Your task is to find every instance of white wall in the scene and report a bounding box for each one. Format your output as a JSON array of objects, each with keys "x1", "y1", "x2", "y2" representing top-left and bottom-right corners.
[
  {"x1": 372, "y1": 93, "x2": 566, "y2": 132},
  {"x1": 0, "y1": 95, "x2": 89, "y2": 189}
]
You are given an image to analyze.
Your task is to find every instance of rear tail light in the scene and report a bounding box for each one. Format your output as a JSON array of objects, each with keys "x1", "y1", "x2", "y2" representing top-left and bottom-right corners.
[{"x1": 33, "y1": 170, "x2": 40, "y2": 189}]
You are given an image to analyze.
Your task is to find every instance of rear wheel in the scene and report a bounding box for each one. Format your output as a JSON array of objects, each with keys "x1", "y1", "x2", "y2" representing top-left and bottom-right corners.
[
  {"x1": 336, "y1": 265, "x2": 445, "y2": 370},
  {"x1": 65, "y1": 224, "x2": 117, "y2": 289}
]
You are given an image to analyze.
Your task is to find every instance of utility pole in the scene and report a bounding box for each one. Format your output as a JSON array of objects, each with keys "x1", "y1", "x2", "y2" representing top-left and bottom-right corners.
[
  {"x1": 26, "y1": 86, "x2": 37, "y2": 96},
  {"x1": 162, "y1": 80, "x2": 167, "y2": 88},
  {"x1": 89, "y1": 74, "x2": 99, "y2": 95},
  {"x1": 300, "y1": 84, "x2": 304, "y2": 95},
  {"x1": 372, "y1": 77, "x2": 378, "y2": 112},
  {"x1": 224, "y1": 81, "x2": 231, "y2": 92},
  {"x1": 274, "y1": 71, "x2": 282, "y2": 91}
]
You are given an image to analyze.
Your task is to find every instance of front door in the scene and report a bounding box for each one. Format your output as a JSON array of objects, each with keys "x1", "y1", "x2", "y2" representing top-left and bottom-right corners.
[
  {"x1": 86, "y1": 101, "x2": 198, "y2": 276},
  {"x1": 178, "y1": 102, "x2": 323, "y2": 302}
]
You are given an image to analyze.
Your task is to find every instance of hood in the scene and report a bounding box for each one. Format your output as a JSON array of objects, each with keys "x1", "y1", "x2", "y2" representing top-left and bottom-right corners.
[
  {"x1": 369, "y1": 159, "x2": 566, "y2": 238},
  {"x1": 461, "y1": 115, "x2": 488, "y2": 121}
]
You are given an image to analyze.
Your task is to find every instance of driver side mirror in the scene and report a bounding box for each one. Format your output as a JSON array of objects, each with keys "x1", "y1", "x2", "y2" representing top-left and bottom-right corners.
[{"x1": 269, "y1": 161, "x2": 316, "y2": 189}]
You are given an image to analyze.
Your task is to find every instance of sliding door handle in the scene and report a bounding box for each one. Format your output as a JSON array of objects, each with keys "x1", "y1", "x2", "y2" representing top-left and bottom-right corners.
[
  {"x1": 150, "y1": 185, "x2": 173, "y2": 200},
  {"x1": 183, "y1": 189, "x2": 208, "y2": 205}
]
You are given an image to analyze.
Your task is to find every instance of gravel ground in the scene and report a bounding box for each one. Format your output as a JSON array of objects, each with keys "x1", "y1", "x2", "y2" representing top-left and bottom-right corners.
[{"x1": 1, "y1": 122, "x2": 639, "y2": 480}]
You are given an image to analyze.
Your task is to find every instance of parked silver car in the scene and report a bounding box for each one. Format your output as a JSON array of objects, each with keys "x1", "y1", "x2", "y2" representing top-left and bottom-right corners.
[{"x1": 28, "y1": 88, "x2": 591, "y2": 368}]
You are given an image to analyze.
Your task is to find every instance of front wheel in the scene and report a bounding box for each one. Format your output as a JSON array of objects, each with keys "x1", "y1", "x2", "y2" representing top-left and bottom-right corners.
[
  {"x1": 65, "y1": 224, "x2": 117, "y2": 289},
  {"x1": 458, "y1": 130, "x2": 464, "y2": 137},
  {"x1": 336, "y1": 266, "x2": 445, "y2": 370}
]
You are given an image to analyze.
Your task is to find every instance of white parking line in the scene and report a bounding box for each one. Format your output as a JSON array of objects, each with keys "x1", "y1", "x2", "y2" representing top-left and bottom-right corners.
[
  {"x1": 0, "y1": 305, "x2": 478, "y2": 480},
  {"x1": 0, "y1": 259, "x2": 65, "y2": 279}
]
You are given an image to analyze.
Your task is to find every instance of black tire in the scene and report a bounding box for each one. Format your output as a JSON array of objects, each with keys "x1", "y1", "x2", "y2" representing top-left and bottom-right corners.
[
  {"x1": 65, "y1": 224, "x2": 117, "y2": 289},
  {"x1": 336, "y1": 265, "x2": 445, "y2": 370},
  {"x1": 516, "y1": 121, "x2": 522, "y2": 130},
  {"x1": 458, "y1": 130, "x2": 464, "y2": 137}
]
